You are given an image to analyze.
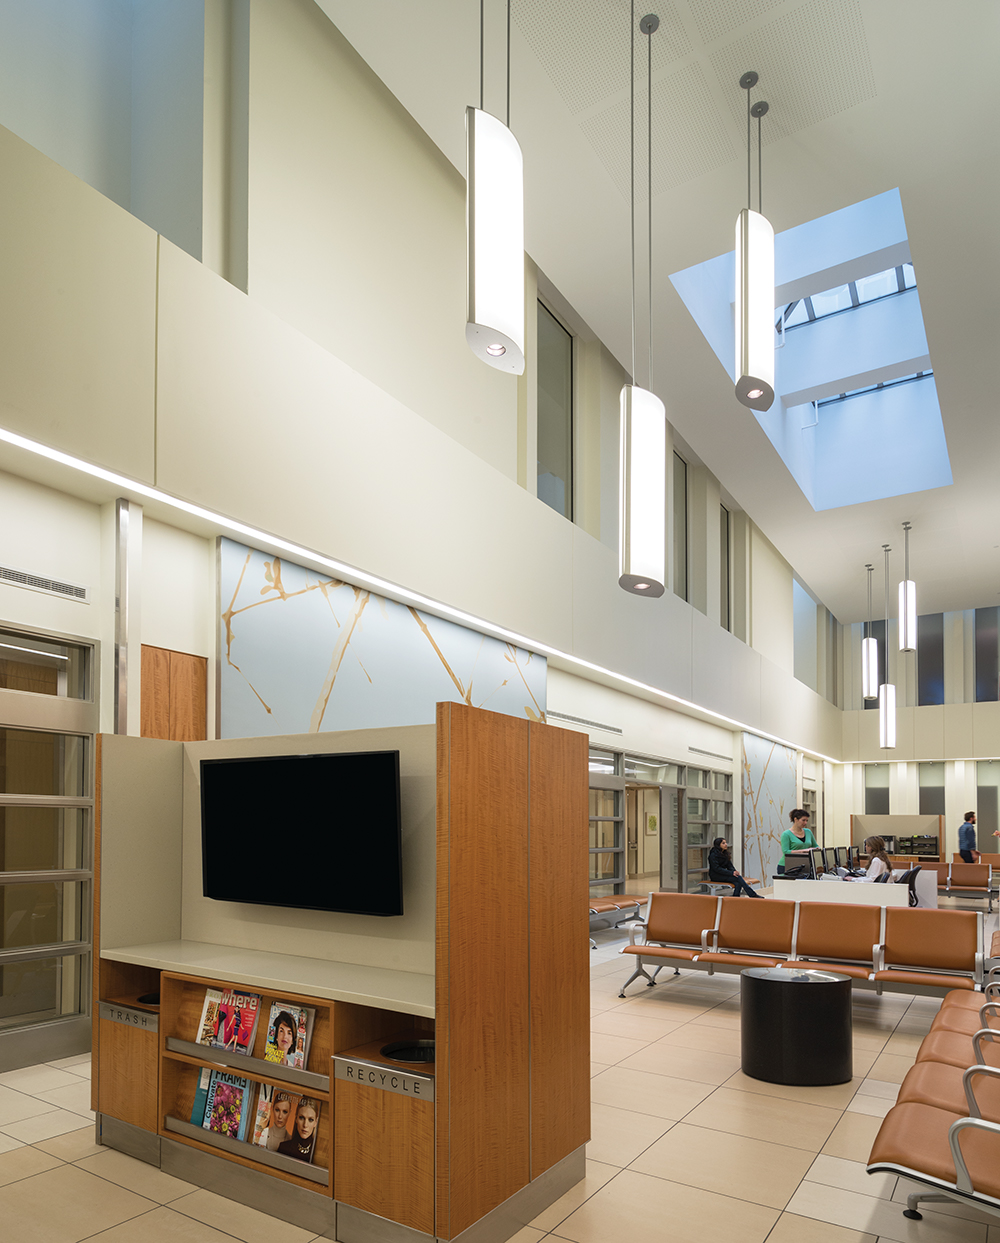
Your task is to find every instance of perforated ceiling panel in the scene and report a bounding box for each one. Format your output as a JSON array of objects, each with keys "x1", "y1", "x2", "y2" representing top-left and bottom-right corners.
[
  {"x1": 514, "y1": 0, "x2": 691, "y2": 116},
  {"x1": 710, "y1": 0, "x2": 877, "y2": 144},
  {"x1": 687, "y1": 0, "x2": 789, "y2": 46},
  {"x1": 581, "y1": 60, "x2": 739, "y2": 197}
]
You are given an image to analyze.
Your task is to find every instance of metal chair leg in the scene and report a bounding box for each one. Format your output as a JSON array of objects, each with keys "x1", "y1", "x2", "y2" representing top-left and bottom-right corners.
[
  {"x1": 619, "y1": 959, "x2": 654, "y2": 996},
  {"x1": 904, "y1": 1190, "x2": 953, "y2": 1221}
]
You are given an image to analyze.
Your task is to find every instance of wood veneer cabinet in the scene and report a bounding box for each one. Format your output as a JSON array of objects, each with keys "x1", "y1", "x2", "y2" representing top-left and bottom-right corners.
[{"x1": 158, "y1": 972, "x2": 334, "y2": 1195}]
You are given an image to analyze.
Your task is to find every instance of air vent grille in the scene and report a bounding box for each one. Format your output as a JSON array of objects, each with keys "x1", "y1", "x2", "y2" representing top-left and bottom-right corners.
[
  {"x1": 546, "y1": 710, "x2": 623, "y2": 735},
  {"x1": 0, "y1": 565, "x2": 89, "y2": 603}
]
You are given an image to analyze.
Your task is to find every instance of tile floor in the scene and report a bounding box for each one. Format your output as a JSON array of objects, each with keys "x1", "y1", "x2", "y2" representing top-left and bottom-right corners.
[{"x1": 0, "y1": 938, "x2": 996, "y2": 1242}]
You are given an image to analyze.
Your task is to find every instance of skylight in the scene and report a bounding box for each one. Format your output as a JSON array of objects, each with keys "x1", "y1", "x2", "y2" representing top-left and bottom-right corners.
[
  {"x1": 817, "y1": 369, "x2": 934, "y2": 408},
  {"x1": 778, "y1": 263, "x2": 918, "y2": 331}
]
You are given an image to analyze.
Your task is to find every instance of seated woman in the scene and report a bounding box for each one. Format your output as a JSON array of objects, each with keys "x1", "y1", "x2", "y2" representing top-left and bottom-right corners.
[
  {"x1": 862, "y1": 836, "x2": 892, "y2": 881},
  {"x1": 708, "y1": 838, "x2": 763, "y2": 897}
]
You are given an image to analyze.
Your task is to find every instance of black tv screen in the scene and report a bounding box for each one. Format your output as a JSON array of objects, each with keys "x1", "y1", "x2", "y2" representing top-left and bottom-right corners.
[{"x1": 200, "y1": 751, "x2": 403, "y2": 917}]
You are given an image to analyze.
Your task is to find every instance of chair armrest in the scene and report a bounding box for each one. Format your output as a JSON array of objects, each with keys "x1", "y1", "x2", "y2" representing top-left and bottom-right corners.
[
  {"x1": 948, "y1": 1115, "x2": 1000, "y2": 1194},
  {"x1": 979, "y1": 1001, "x2": 1000, "y2": 1027},
  {"x1": 701, "y1": 926, "x2": 717, "y2": 952},
  {"x1": 986, "y1": 981, "x2": 1000, "y2": 1000},
  {"x1": 962, "y1": 1064, "x2": 1000, "y2": 1118},
  {"x1": 976, "y1": 952, "x2": 985, "y2": 987},
  {"x1": 873, "y1": 942, "x2": 885, "y2": 972},
  {"x1": 972, "y1": 1028, "x2": 1000, "y2": 1064},
  {"x1": 627, "y1": 922, "x2": 647, "y2": 948}
]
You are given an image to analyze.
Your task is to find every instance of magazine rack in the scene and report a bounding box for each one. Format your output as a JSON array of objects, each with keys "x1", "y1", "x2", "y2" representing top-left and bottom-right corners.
[{"x1": 91, "y1": 705, "x2": 589, "y2": 1242}]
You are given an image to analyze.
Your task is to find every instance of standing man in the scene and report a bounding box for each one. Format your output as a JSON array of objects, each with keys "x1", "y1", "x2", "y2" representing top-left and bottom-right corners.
[{"x1": 958, "y1": 811, "x2": 979, "y2": 864}]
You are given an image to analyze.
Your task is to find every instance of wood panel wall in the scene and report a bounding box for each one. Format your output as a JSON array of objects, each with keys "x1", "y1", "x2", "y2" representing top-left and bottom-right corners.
[
  {"x1": 435, "y1": 703, "x2": 589, "y2": 1239},
  {"x1": 529, "y1": 722, "x2": 590, "y2": 1177},
  {"x1": 140, "y1": 645, "x2": 207, "y2": 741}
]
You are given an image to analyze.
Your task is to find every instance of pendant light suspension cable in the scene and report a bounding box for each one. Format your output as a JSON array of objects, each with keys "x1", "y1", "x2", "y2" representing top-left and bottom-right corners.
[
  {"x1": 866, "y1": 564, "x2": 873, "y2": 642},
  {"x1": 862, "y1": 563, "x2": 877, "y2": 700},
  {"x1": 629, "y1": 1, "x2": 636, "y2": 384},
  {"x1": 899, "y1": 521, "x2": 916, "y2": 651},
  {"x1": 879, "y1": 543, "x2": 895, "y2": 747},
  {"x1": 480, "y1": 0, "x2": 484, "y2": 110},
  {"x1": 757, "y1": 110, "x2": 762, "y2": 215},
  {"x1": 506, "y1": 0, "x2": 511, "y2": 126},
  {"x1": 883, "y1": 544, "x2": 891, "y2": 636},
  {"x1": 646, "y1": 15, "x2": 654, "y2": 391}
]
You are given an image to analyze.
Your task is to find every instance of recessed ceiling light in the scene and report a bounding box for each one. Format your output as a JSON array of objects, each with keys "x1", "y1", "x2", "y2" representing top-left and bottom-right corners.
[{"x1": 747, "y1": 388, "x2": 764, "y2": 399}]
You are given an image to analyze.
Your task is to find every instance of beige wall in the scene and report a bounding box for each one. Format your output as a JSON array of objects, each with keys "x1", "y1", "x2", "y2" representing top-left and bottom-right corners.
[
  {"x1": 180, "y1": 726, "x2": 437, "y2": 975},
  {"x1": 750, "y1": 525, "x2": 794, "y2": 675},
  {"x1": 243, "y1": 0, "x2": 517, "y2": 480}
]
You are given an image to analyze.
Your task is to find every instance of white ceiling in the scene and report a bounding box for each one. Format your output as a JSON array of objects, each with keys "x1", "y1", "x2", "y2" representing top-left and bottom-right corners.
[{"x1": 316, "y1": 0, "x2": 1000, "y2": 624}]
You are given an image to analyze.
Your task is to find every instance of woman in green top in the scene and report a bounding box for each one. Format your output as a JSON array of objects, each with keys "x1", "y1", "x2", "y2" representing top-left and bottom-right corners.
[{"x1": 780, "y1": 809, "x2": 817, "y2": 868}]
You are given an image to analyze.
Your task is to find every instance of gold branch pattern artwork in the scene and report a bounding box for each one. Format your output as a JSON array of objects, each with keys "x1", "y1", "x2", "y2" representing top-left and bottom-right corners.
[
  {"x1": 741, "y1": 733, "x2": 797, "y2": 885},
  {"x1": 219, "y1": 540, "x2": 546, "y2": 736}
]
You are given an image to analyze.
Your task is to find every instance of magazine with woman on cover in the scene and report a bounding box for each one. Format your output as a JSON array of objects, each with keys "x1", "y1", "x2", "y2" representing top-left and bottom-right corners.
[
  {"x1": 195, "y1": 987, "x2": 262, "y2": 1057},
  {"x1": 252, "y1": 1085, "x2": 300, "y2": 1151},
  {"x1": 262, "y1": 1001, "x2": 315, "y2": 1070},
  {"x1": 275, "y1": 1095, "x2": 321, "y2": 1164}
]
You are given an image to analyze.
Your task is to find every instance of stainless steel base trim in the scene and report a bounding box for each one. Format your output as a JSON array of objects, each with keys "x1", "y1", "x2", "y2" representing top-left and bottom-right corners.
[
  {"x1": 161, "y1": 1137, "x2": 338, "y2": 1237},
  {"x1": 336, "y1": 1203, "x2": 432, "y2": 1243},
  {"x1": 0, "y1": 1015, "x2": 91, "y2": 1073},
  {"x1": 98, "y1": 1113, "x2": 162, "y2": 1166},
  {"x1": 444, "y1": 1146, "x2": 587, "y2": 1243}
]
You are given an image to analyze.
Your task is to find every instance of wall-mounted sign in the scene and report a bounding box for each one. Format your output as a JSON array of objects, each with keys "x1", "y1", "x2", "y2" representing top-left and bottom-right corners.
[
  {"x1": 99, "y1": 1002, "x2": 158, "y2": 1033},
  {"x1": 334, "y1": 1057, "x2": 434, "y2": 1102}
]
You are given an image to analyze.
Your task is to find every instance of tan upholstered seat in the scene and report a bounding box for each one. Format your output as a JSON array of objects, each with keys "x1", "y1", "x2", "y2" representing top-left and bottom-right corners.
[
  {"x1": 874, "y1": 907, "x2": 980, "y2": 991},
  {"x1": 950, "y1": 862, "x2": 991, "y2": 894},
  {"x1": 622, "y1": 944, "x2": 699, "y2": 962},
  {"x1": 792, "y1": 902, "x2": 880, "y2": 979},
  {"x1": 942, "y1": 988, "x2": 995, "y2": 1012},
  {"x1": 697, "y1": 896, "x2": 795, "y2": 969},
  {"x1": 897, "y1": 1060, "x2": 1000, "y2": 1120},
  {"x1": 916, "y1": 1029, "x2": 1000, "y2": 1069},
  {"x1": 789, "y1": 961, "x2": 872, "y2": 979},
  {"x1": 640, "y1": 892, "x2": 718, "y2": 952},
  {"x1": 869, "y1": 1102, "x2": 1000, "y2": 1201},
  {"x1": 931, "y1": 1006, "x2": 999, "y2": 1037}
]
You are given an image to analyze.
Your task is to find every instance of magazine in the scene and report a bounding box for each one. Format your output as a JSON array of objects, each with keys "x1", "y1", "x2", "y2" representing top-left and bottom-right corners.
[
  {"x1": 262, "y1": 1000, "x2": 315, "y2": 1070},
  {"x1": 251, "y1": 1086, "x2": 320, "y2": 1162},
  {"x1": 196, "y1": 987, "x2": 262, "y2": 1057},
  {"x1": 202, "y1": 1069, "x2": 253, "y2": 1141},
  {"x1": 274, "y1": 1095, "x2": 321, "y2": 1164},
  {"x1": 189, "y1": 1066, "x2": 212, "y2": 1126}
]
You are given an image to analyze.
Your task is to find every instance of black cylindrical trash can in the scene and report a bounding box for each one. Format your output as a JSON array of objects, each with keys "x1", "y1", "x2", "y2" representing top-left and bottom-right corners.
[{"x1": 741, "y1": 967, "x2": 852, "y2": 1086}]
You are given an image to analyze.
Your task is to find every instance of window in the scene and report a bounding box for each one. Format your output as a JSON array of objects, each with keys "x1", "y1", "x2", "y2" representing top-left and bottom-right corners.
[
  {"x1": 536, "y1": 302, "x2": 573, "y2": 519},
  {"x1": 672, "y1": 453, "x2": 688, "y2": 601},
  {"x1": 975, "y1": 607, "x2": 999, "y2": 702},
  {"x1": 720, "y1": 504, "x2": 730, "y2": 630},
  {"x1": 778, "y1": 263, "x2": 918, "y2": 333},
  {"x1": 864, "y1": 763, "x2": 889, "y2": 814},
  {"x1": 0, "y1": 629, "x2": 90, "y2": 699},
  {"x1": 916, "y1": 613, "x2": 945, "y2": 706}
]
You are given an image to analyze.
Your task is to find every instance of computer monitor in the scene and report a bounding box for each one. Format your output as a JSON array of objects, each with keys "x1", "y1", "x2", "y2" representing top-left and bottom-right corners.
[
  {"x1": 834, "y1": 846, "x2": 848, "y2": 869},
  {"x1": 810, "y1": 847, "x2": 825, "y2": 877},
  {"x1": 783, "y1": 850, "x2": 812, "y2": 877},
  {"x1": 821, "y1": 848, "x2": 836, "y2": 873}
]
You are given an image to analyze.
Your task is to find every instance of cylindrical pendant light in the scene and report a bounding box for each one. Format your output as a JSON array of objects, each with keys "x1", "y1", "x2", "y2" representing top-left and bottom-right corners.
[
  {"x1": 879, "y1": 543, "x2": 896, "y2": 748},
  {"x1": 735, "y1": 73, "x2": 774, "y2": 412},
  {"x1": 898, "y1": 520, "x2": 916, "y2": 652},
  {"x1": 862, "y1": 563, "x2": 878, "y2": 700},
  {"x1": 465, "y1": 2, "x2": 524, "y2": 375},
  {"x1": 619, "y1": 9, "x2": 665, "y2": 597},
  {"x1": 620, "y1": 384, "x2": 666, "y2": 595}
]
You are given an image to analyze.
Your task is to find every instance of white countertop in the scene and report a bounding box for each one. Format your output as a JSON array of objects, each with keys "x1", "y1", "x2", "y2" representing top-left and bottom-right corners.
[
  {"x1": 772, "y1": 878, "x2": 909, "y2": 906},
  {"x1": 101, "y1": 940, "x2": 435, "y2": 1017}
]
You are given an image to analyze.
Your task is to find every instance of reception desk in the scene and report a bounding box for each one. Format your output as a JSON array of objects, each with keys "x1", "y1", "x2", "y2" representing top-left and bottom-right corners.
[{"x1": 772, "y1": 879, "x2": 908, "y2": 906}]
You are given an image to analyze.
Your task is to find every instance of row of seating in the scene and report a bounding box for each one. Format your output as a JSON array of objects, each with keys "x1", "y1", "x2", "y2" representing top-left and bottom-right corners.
[
  {"x1": 915, "y1": 861, "x2": 993, "y2": 911},
  {"x1": 867, "y1": 972, "x2": 1000, "y2": 1223},
  {"x1": 619, "y1": 892, "x2": 983, "y2": 996},
  {"x1": 589, "y1": 894, "x2": 645, "y2": 948}
]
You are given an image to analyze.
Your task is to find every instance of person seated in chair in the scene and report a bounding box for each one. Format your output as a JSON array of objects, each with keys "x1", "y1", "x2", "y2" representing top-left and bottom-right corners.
[{"x1": 708, "y1": 838, "x2": 762, "y2": 897}]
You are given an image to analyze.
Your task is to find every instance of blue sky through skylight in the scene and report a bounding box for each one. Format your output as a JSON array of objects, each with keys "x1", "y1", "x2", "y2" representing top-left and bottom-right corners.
[{"x1": 669, "y1": 190, "x2": 952, "y2": 511}]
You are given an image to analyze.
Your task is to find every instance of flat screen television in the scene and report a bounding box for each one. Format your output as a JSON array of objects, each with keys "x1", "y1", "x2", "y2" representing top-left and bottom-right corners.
[{"x1": 200, "y1": 750, "x2": 403, "y2": 917}]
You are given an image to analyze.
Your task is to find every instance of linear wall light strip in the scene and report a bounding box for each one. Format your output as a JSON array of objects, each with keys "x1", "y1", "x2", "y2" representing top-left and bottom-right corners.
[
  {"x1": 898, "y1": 520, "x2": 916, "y2": 652},
  {"x1": 734, "y1": 72, "x2": 774, "y2": 412},
  {"x1": 0, "y1": 422, "x2": 840, "y2": 764},
  {"x1": 465, "y1": 1, "x2": 524, "y2": 374},
  {"x1": 618, "y1": 8, "x2": 666, "y2": 597}
]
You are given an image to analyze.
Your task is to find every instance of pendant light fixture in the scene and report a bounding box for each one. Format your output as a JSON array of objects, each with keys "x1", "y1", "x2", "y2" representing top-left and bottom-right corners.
[
  {"x1": 466, "y1": 0, "x2": 524, "y2": 375},
  {"x1": 879, "y1": 543, "x2": 896, "y2": 749},
  {"x1": 734, "y1": 73, "x2": 774, "y2": 412},
  {"x1": 619, "y1": 9, "x2": 665, "y2": 598},
  {"x1": 898, "y1": 520, "x2": 916, "y2": 651},
  {"x1": 862, "y1": 563, "x2": 878, "y2": 700}
]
